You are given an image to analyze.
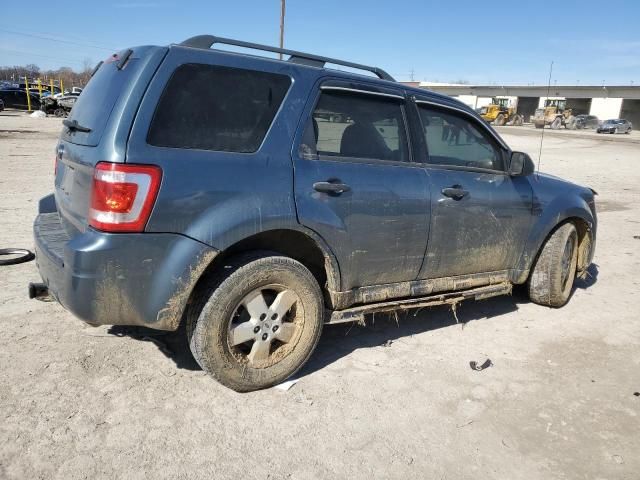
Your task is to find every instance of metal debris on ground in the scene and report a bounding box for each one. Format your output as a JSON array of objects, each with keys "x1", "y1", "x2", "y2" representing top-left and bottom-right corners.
[
  {"x1": 456, "y1": 420, "x2": 473, "y2": 428},
  {"x1": 469, "y1": 359, "x2": 493, "y2": 371}
]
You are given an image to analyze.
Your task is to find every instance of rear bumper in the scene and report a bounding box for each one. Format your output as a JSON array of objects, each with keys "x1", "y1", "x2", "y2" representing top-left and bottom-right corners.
[{"x1": 34, "y1": 211, "x2": 218, "y2": 330}]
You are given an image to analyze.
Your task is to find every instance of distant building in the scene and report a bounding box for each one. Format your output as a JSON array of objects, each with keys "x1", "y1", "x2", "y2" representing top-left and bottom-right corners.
[{"x1": 404, "y1": 82, "x2": 640, "y2": 125}]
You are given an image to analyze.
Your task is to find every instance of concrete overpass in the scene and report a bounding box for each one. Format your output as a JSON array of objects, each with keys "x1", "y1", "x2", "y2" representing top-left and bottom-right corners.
[{"x1": 402, "y1": 82, "x2": 640, "y2": 124}]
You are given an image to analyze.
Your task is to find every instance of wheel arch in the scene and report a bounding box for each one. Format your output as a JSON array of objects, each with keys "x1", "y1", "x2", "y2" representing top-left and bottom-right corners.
[
  {"x1": 184, "y1": 227, "x2": 342, "y2": 318},
  {"x1": 515, "y1": 202, "x2": 595, "y2": 283}
]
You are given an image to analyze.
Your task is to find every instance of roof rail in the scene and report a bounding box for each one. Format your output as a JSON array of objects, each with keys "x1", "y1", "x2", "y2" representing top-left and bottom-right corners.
[{"x1": 179, "y1": 35, "x2": 395, "y2": 82}]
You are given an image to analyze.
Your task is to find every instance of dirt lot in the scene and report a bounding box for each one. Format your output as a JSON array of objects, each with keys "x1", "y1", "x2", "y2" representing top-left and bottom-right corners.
[{"x1": 1, "y1": 111, "x2": 639, "y2": 479}]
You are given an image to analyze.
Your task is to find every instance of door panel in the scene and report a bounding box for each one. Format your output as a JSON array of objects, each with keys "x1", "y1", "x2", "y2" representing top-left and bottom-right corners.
[
  {"x1": 294, "y1": 85, "x2": 430, "y2": 290},
  {"x1": 420, "y1": 168, "x2": 533, "y2": 278},
  {"x1": 296, "y1": 158, "x2": 429, "y2": 289},
  {"x1": 415, "y1": 102, "x2": 533, "y2": 279}
]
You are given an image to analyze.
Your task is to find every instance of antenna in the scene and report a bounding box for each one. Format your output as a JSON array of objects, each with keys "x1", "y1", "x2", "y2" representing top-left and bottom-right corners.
[
  {"x1": 279, "y1": 0, "x2": 286, "y2": 60},
  {"x1": 537, "y1": 60, "x2": 554, "y2": 175}
]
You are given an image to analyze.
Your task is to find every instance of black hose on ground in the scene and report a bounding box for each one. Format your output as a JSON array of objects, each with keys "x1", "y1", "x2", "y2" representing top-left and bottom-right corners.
[{"x1": 0, "y1": 248, "x2": 35, "y2": 266}]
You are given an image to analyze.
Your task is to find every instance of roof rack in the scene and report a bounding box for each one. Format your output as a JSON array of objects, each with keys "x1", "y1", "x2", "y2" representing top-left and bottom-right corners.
[{"x1": 179, "y1": 35, "x2": 395, "y2": 82}]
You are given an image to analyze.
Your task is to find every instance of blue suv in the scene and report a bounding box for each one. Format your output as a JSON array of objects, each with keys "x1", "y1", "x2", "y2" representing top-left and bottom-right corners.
[{"x1": 32, "y1": 35, "x2": 597, "y2": 391}]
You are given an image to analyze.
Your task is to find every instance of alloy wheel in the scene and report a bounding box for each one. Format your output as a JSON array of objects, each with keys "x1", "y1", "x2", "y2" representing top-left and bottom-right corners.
[{"x1": 227, "y1": 285, "x2": 303, "y2": 368}]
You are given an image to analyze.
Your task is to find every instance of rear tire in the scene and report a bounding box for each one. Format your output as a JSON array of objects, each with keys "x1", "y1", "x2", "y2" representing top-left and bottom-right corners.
[
  {"x1": 187, "y1": 252, "x2": 324, "y2": 392},
  {"x1": 566, "y1": 116, "x2": 576, "y2": 130},
  {"x1": 528, "y1": 223, "x2": 578, "y2": 307}
]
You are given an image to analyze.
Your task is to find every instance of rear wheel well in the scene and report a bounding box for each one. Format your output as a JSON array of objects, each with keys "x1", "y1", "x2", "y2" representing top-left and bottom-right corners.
[{"x1": 184, "y1": 230, "x2": 337, "y2": 323}]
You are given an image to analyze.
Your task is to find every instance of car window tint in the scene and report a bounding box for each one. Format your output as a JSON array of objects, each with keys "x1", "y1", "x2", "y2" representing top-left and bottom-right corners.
[
  {"x1": 417, "y1": 105, "x2": 503, "y2": 170},
  {"x1": 147, "y1": 63, "x2": 291, "y2": 153},
  {"x1": 304, "y1": 91, "x2": 409, "y2": 163}
]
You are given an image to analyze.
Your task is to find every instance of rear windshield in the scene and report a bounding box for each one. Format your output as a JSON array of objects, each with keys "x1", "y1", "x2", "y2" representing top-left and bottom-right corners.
[
  {"x1": 146, "y1": 63, "x2": 291, "y2": 153},
  {"x1": 62, "y1": 54, "x2": 140, "y2": 146}
]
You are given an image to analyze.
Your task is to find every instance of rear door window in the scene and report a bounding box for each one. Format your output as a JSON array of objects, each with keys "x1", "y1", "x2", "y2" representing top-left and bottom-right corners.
[
  {"x1": 302, "y1": 89, "x2": 409, "y2": 163},
  {"x1": 147, "y1": 63, "x2": 291, "y2": 153}
]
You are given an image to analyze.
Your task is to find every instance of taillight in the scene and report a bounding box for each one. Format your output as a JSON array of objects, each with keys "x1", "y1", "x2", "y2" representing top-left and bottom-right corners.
[{"x1": 89, "y1": 162, "x2": 162, "y2": 232}]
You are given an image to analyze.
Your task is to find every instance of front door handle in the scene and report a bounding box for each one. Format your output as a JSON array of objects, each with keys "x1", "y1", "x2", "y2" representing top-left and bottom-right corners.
[
  {"x1": 313, "y1": 181, "x2": 351, "y2": 195},
  {"x1": 441, "y1": 185, "x2": 468, "y2": 200}
]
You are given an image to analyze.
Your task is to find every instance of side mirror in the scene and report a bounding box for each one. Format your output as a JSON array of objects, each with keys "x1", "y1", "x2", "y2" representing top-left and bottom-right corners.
[{"x1": 509, "y1": 151, "x2": 535, "y2": 176}]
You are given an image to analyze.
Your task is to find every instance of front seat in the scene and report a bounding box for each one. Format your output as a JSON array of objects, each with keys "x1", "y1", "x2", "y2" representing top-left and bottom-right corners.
[{"x1": 340, "y1": 122, "x2": 392, "y2": 160}]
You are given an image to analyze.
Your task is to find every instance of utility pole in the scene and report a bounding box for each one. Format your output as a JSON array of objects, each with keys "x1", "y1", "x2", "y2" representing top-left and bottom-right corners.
[{"x1": 279, "y1": 0, "x2": 286, "y2": 60}]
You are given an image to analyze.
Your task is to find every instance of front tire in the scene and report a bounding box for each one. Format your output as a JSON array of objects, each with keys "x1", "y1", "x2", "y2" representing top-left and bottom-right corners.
[
  {"x1": 187, "y1": 253, "x2": 324, "y2": 392},
  {"x1": 528, "y1": 223, "x2": 578, "y2": 307},
  {"x1": 494, "y1": 114, "x2": 506, "y2": 126}
]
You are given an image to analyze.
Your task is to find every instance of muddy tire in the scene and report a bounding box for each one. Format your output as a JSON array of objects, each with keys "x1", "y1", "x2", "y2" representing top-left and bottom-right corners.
[
  {"x1": 550, "y1": 117, "x2": 562, "y2": 130},
  {"x1": 494, "y1": 114, "x2": 506, "y2": 126},
  {"x1": 512, "y1": 114, "x2": 523, "y2": 126},
  {"x1": 186, "y1": 252, "x2": 324, "y2": 392},
  {"x1": 566, "y1": 116, "x2": 576, "y2": 130},
  {"x1": 528, "y1": 223, "x2": 578, "y2": 307}
]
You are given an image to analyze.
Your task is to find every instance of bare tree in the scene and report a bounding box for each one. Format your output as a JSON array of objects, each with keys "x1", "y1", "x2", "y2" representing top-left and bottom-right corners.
[{"x1": 0, "y1": 62, "x2": 94, "y2": 90}]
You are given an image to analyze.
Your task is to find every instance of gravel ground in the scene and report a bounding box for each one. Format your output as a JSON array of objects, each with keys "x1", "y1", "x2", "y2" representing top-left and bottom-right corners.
[{"x1": 1, "y1": 111, "x2": 639, "y2": 480}]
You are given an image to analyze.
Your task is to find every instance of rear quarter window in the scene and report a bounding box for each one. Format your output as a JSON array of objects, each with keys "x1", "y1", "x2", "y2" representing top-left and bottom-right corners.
[{"x1": 147, "y1": 63, "x2": 291, "y2": 153}]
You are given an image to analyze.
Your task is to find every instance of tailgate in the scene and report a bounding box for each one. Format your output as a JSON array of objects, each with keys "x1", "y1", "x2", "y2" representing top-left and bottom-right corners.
[{"x1": 54, "y1": 46, "x2": 167, "y2": 235}]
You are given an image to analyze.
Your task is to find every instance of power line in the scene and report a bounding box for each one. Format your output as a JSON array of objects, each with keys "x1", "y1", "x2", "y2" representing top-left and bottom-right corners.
[
  {"x1": 0, "y1": 23, "x2": 117, "y2": 48},
  {"x1": 0, "y1": 47, "x2": 87, "y2": 66},
  {"x1": 0, "y1": 28, "x2": 116, "y2": 52}
]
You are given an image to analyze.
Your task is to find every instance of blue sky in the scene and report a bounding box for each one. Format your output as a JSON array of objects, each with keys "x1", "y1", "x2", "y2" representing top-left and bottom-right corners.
[{"x1": 1, "y1": 0, "x2": 639, "y2": 85}]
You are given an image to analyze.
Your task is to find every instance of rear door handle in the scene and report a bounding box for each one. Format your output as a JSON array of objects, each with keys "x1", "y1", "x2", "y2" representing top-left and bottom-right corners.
[
  {"x1": 441, "y1": 185, "x2": 468, "y2": 200},
  {"x1": 313, "y1": 181, "x2": 351, "y2": 195}
]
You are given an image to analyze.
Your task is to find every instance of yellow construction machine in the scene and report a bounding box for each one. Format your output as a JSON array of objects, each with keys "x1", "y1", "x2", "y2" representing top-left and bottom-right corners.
[
  {"x1": 479, "y1": 97, "x2": 523, "y2": 126},
  {"x1": 531, "y1": 99, "x2": 576, "y2": 129}
]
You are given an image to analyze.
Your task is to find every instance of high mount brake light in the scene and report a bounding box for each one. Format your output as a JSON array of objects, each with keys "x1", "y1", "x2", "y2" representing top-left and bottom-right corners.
[{"x1": 89, "y1": 162, "x2": 162, "y2": 232}]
